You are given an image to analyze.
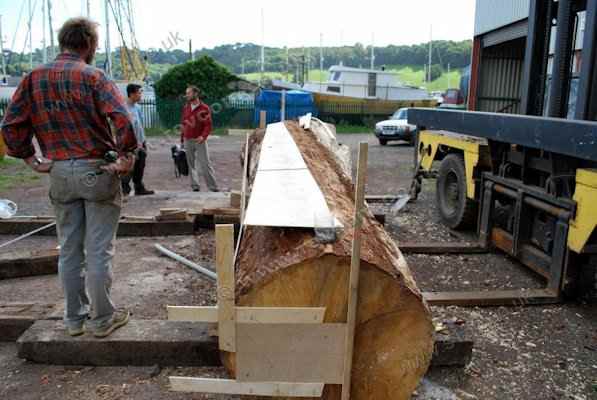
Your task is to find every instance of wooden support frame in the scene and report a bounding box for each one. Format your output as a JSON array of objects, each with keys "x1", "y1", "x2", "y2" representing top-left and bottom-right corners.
[
  {"x1": 167, "y1": 306, "x2": 325, "y2": 324},
  {"x1": 216, "y1": 224, "x2": 235, "y2": 352},
  {"x1": 170, "y1": 377, "x2": 324, "y2": 397},
  {"x1": 168, "y1": 141, "x2": 370, "y2": 399},
  {"x1": 341, "y1": 142, "x2": 368, "y2": 400}
]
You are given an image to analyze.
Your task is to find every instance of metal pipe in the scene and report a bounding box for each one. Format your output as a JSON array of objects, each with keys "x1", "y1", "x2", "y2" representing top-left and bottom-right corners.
[
  {"x1": 493, "y1": 184, "x2": 571, "y2": 220},
  {"x1": 154, "y1": 244, "x2": 217, "y2": 281},
  {"x1": 0, "y1": 222, "x2": 57, "y2": 250}
]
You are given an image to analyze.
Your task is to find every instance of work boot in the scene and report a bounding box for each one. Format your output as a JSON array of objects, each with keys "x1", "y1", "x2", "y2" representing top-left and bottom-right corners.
[
  {"x1": 135, "y1": 186, "x2": 155, "y2": 196},
  {"x1": 93, "y1": 309, "x2": 130, "y2": 338},
  {"x1": 67, "y1": 324, "x2": 85, "y2": 337}
]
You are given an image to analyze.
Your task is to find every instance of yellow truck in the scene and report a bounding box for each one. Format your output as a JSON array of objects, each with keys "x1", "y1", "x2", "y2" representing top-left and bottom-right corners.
[
  {"x1": 408, "y1": 110, "x2": 597, "y2": 302},
  {"x1": 406, "y1": 0, "x2": 597, "y2": 302}
]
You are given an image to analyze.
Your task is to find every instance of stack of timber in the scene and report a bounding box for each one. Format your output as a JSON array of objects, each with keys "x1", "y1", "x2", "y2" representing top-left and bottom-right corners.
[{"x1": 227, "y1": 120, "x2": 433, "y2": 400}]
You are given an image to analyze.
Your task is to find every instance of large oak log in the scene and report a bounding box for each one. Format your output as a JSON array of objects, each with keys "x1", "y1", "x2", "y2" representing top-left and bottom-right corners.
[{"x1": 226, "y1": 121, "x2": 433, "y2": 400}]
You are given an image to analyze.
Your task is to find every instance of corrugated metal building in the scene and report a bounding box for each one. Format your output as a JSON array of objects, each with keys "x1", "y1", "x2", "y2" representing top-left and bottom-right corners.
[
  {"x1": 470, "y1": 0, "x2": 531, "y2": 114},
  {"x1": 474, "y1": 0, "x2": 530, "y2": 36},
  {"x1": 470, "y1": 0, "x2": 588, "y2": 118}
]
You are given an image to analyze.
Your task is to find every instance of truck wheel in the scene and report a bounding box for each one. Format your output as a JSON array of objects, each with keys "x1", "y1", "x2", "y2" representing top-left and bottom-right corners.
[
  {"x1": 436, "y1": 154, "x2": 478, "y2": 229},
  {"x1": 379, "y1": 139, "x2": 388, "y2": 146}
]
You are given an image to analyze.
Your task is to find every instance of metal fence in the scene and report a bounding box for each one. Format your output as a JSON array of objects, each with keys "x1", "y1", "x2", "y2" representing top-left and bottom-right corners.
[
  {"x1": 0, "y1": 95, "x2": 412, "y2": 130},
  {"x1": 139, "y1": 98, "x2": 256, "y2": 130}
]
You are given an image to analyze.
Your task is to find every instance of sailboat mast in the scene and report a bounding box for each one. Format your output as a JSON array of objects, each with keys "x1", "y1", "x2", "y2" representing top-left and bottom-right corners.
[
  {"x1": 28, "y1": 0, "x2": 33, "y2": 70},
  {"x1": 0, "y1": 15, "x2": 6, "y2": 76},
  {"x1": 104, "y1": 0, "x2": 112, "y2": 77},
  {"x1": 370, "y1": 33, "x2": 375, "y2": 69},
  {"x1": 42, "y1": 0, "x2": 47, "y2": 63},
  {"x1": 47, "y1": 0, "x2": 55, "y2": 60},
  {"x1": 260, "y1": 8, "x2": 265, "y2": 85},
  {"x1": 427, "y1": 25, "x2": 432, "y2": 82},
  {"x1": 319, "y1": 33, "x2": 323, "y2": 91}
]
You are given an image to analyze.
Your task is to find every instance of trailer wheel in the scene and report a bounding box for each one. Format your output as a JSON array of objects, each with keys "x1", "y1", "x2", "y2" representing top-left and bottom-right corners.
[{"x1": 436, "y1": 154, "x2": 478, "y2": 229}]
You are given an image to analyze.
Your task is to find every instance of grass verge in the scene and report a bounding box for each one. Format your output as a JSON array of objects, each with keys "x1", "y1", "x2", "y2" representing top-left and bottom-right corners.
[{"x1": 0, "y1": 157, "x2": 40, "y2": 193}]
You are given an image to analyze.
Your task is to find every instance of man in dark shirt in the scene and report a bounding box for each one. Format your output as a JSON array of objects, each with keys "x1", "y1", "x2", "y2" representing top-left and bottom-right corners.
[
  {"x1": 121, "y1": 83, "x2": 154, "y2": 196},
  {"x1": 1, "y1": 18, "x2": 135, "y2": 338}
]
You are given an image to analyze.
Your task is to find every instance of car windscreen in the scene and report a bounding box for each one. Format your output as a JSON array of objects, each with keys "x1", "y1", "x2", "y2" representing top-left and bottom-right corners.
[{"x1": 392, "y1": 109, "x2": 407, "y2": 120}]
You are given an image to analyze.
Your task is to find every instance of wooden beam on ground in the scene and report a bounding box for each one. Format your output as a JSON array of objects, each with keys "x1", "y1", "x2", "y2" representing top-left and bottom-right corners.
[
  {"x1": 0, "y1": 218, "x2": 195, "y2": 237},
  {"x1": 0, "y1": 303, "x2": 58, "y2": 341},
  {"x1": 399, "y1": 242, "x2": 489, "y2": 255},
  {"x1": 230, "y1": 191, "x2": 241, "y2": 208},
  {"x1": 364, "y1": 195, "x2": 399, "y2": 204},
  {"x1": 201, "y1": 207, "x2": 240, "y2": 217},
  {"x1": 342, "y1": 142, "x2": 368, "y2": 400},
  {"x1": 156, "y1": 208, "x2": 189, "y2": 221},
  {"x1": 424, "y1": 289, "x2": 561, "y2": 307},
  {"x1": 167, "y1": 306, "x2": 325, "y2": 324},
  {"x1": 431, "y1": 322, "x2": 473, "y2": 367},
  {"x1": 373, "y1": 213, "x2": 386, "y2": 225},
  {"x1": 17, "y1": 320, "x2": 220, "y2": 366},
  {"x1": 215, "y1": 225, "x2": 235, "y2": 352},
  {"x1": 193, "y1": 214, "x2": 240, "y2": 231},
  {"x1": 0, "y1": 248, "x2": 59, "y2": 279},
  {"x1": 169, "y1": 377, "x2": 324, "y2": 397},
  {"x1": 16, "y1": 319, "x2": 471, "y2": 367},
  {"x1": 1, "y1": 213, "x2": 244, "y2": 237}
]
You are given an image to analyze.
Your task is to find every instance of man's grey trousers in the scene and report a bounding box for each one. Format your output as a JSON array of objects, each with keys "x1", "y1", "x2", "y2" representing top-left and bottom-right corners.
[
  {"x1": 49, "y1": 159, "x2": 121, "y2": 330},
  {"x1": 184, "y1": 140, "x2": 218, "y2": 191}
]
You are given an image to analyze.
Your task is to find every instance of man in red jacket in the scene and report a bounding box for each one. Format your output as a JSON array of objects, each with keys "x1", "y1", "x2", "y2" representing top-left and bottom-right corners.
[{"x1": 180, "y1": 86, "x2": 219, "y2": 192}]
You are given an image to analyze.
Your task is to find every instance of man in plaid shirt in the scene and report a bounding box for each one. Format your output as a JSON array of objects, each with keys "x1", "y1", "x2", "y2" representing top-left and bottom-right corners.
[{"x1": 1, "y1": 18, "x2": 136, "y2": 338}]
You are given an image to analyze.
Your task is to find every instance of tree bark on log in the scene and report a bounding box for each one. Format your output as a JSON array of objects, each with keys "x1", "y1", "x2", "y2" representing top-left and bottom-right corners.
[{"x1": 226, "y1": 121, "x2": 433, "y2": 400}]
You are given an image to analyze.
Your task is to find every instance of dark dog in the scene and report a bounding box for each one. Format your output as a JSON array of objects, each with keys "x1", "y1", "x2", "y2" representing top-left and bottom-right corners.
[{"x1": 171, "y1": 145, "x2": 189, "y2": 177}]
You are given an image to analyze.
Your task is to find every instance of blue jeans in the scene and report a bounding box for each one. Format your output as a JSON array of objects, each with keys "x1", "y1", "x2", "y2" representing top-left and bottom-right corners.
[{"x1": 49, "y1": 159, "x2": 121, "y2": 330}]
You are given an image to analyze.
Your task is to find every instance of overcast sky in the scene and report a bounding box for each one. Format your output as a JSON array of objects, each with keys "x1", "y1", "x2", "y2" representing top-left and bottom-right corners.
[{"x1": 0, "y1": 0, "x2": 476, "y2": 53}]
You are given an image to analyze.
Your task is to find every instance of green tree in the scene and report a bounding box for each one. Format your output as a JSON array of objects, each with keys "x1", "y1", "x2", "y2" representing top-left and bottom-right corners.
[
  {"x1": 429, "y1": 64, "x2": 443, "y2": 81},
  {"x1": 154, "y1": 55, "x2": 240, "y2": 100}
]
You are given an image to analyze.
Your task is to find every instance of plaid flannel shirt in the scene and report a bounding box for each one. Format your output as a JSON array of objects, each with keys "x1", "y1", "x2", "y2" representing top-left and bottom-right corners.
[{"x1": 0, "y1": 53, "x2": 137, "y2": 160}]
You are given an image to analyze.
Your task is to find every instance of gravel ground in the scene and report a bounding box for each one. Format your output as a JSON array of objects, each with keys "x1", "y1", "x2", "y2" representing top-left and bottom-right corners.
[{"x1": 0, "y1": 133, "x2": 595, "y2": 400}]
